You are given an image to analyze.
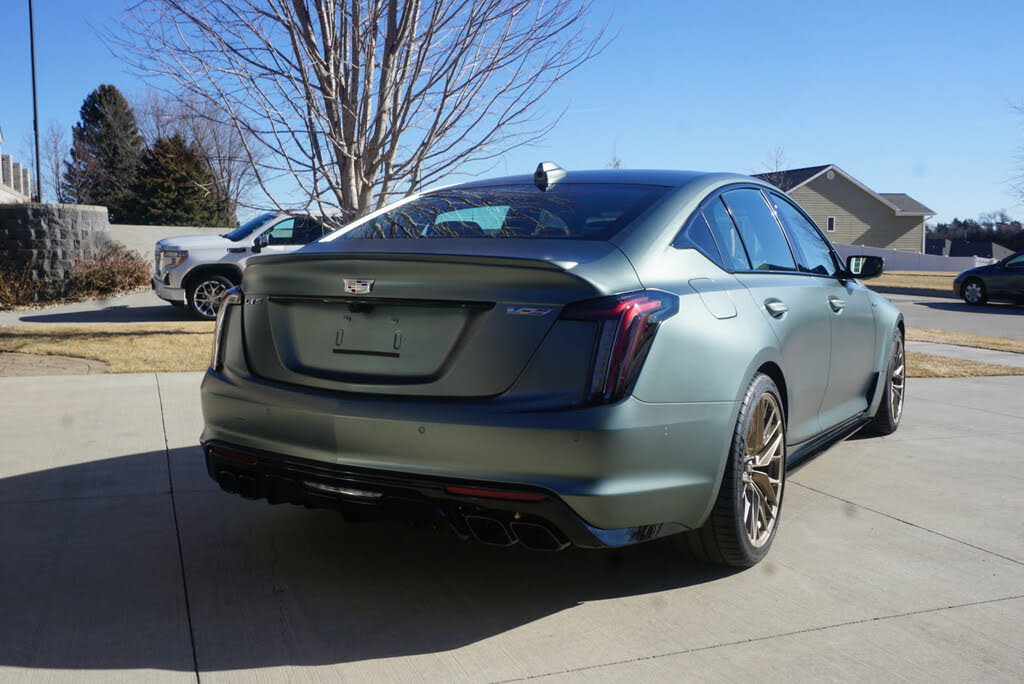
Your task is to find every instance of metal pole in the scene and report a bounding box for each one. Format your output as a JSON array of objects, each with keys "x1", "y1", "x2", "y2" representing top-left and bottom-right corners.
[{"x1": 29, "y1": 0, "x2": 42, "y2": 202}]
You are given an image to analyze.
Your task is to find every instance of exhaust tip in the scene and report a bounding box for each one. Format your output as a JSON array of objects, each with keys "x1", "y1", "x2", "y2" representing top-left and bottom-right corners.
[
  {"x1": 510, "y1": 521, "x2": 568, "y2": 551},
  {"x1": 465, "y1": 515, "x2": 515, "y2": 546}
]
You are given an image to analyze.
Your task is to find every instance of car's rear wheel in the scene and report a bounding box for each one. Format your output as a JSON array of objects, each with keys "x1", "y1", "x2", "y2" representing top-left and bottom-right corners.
[
  {"x1": 187, "y1": 275, "x2": 234, "y2": 320},
  {"x1": 864, "y1": 329, "x2": 905, "y2": 436},
  {"x1": 687, "y1": 372, "x2": 785, "y2": 567},
  {"x1": 961, "y1": 278, "x2": 987, "y2": 305}
]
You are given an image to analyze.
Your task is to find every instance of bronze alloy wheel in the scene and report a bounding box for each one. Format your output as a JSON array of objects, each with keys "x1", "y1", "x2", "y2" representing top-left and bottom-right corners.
[
  {"x1": 742, "y1": 392, "x2": 785, "y2": 548},
  {"x1": 688, "y1": 372, "x2": 786, "y2": 567},
  {"x1": 889, "y1": 334, "x2": 906, "y2": 424}
]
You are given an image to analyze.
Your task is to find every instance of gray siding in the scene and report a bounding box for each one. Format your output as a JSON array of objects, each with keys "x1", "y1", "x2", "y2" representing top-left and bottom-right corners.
[{"x1": 790, "y1": 175, "x2": 924, "y2": 253}]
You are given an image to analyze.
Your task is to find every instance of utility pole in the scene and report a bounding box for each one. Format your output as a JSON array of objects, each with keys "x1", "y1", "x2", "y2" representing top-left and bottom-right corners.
[{"x1": 29, "y1": 0, "x2": 42, "y2": 202}]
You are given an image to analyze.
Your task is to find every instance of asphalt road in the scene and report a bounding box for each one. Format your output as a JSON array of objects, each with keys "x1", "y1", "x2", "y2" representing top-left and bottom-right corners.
[
  {"x1": 882, "y1": 292, "x2": 1024, "y2": 340},
  {"x1": 0, "y1": 372, "x2": 1021, "y2": 682}
]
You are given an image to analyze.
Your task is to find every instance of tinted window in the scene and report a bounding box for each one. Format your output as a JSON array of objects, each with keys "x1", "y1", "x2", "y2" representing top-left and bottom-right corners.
[
  {"x1": 336, "y1": 184, "x2": 669, "y2": 241},
  {"x1": 766, "y1": 193, "x2": 838, "y2": 276},
  {"x1": 1006, "y1": 253, "x2": 1024, "y2": 269},
  {"x1": 721, "y1": 189, "x2": 796, "y2": 271},
  {"x1": 224, "y1": 212, "x2": 277, "y2": 242},
  {"x1": 703, "y1": 198, "x2": 751, "y2": 271},
  {"x1": 674, "y1": 211, "x2": 724, "y2": 267}
]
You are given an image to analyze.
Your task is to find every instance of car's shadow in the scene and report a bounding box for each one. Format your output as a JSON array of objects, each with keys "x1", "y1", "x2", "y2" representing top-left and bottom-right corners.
[
  {"x1": 0, "y1": 448, "x2": 738, "y2": 673},
  {"x1": 15, "y1": 304, "x2": 194, "y2": 324},
  {"x1": 915, "y1": 300, "x2": 1024, "y2": 316}
]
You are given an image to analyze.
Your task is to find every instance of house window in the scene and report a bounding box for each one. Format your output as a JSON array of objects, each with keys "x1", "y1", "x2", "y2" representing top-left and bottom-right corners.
[{"x1": 826, "y1": 216, "x2": 836, "y2": 232}]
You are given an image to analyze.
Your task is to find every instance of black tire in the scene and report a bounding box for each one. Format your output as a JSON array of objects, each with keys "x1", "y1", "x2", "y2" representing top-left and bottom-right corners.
[
  {"x1": 686, "y1": 372, "x2": 786, "y2": 568},
  {"x1": 961, "y1": 278, "x2": 987, "y2": 306},
  {"x1": 186, "y1": 274, "x2": 234, "y2": 320},
  {"x1": 863, "y1": 328, "x2": 905, "y2": 436}
]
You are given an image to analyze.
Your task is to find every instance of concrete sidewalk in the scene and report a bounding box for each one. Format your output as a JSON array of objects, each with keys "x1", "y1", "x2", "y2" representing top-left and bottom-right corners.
[{"x1": 1, "y1": 373, "x2": 1022, "y2": 682}]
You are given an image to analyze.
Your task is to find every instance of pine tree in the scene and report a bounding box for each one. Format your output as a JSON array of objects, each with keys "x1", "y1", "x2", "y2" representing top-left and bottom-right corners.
[
  {"x1": 129, "y1": 134, "x2": 232, "y2": 227},
  {"x1": 60, "y1": 85, "x2": 145, "y2": 222}
]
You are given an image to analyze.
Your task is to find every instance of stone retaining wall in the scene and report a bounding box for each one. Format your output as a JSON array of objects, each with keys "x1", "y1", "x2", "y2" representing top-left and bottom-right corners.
[{"x1": 0, "y1": 203, "x2": 110, "y2": 291}]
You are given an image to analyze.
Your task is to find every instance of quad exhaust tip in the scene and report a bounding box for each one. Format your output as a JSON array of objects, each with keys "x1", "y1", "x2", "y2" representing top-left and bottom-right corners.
[{"x1": 465, "y1": 515, "x2": 568, "y2": 551}]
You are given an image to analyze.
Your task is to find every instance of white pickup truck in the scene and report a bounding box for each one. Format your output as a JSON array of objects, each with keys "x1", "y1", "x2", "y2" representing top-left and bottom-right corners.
[{"x1": 151, "y1": 212, "x2": 332, "y2": 319}]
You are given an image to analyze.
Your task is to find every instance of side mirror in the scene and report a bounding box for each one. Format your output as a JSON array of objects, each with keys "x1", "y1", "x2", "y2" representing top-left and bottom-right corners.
[
  {"x1": 251, "y1": 235, "x2": 269, "y2": 253},
  {"x1": 844, "y1": 255, "x2": 884, "y2": 280}
]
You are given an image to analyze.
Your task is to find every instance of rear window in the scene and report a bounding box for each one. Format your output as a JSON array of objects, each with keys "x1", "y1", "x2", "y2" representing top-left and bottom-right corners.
[{"x1": 337, "y1": 184, "x2": 669, "y2": 241}]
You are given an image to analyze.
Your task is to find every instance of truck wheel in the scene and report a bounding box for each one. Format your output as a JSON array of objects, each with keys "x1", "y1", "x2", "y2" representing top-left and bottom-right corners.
[{"x1": 187, "y1": 275, "x2": 234, "y2": 320}]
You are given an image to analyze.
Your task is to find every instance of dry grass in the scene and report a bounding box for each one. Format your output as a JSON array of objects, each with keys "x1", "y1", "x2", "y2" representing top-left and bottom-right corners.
[
  {"x1": 870, "y1": 270, "x2": 956, "y2": 292},
  {"x1": 907, "y1": 351, "x2": 1024, "y2": 378},
  {"x1": 906, "y1": 326, "x2": 1024, "y2": 354},
  {"x1": 0, "y1": 323, "x2": 214, "y2": 373},
  {"x1": 3, "y1": 321, "x2": 1023, "y2": 379}
]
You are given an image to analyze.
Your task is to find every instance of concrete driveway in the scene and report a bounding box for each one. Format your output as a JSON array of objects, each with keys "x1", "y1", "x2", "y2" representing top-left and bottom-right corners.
[
  {"x1": 0, "y1": 290, "x2": 192, "y2": 326},
  {"x1": 1, "y1": 372, "x2": 1022, "y2": 682}
]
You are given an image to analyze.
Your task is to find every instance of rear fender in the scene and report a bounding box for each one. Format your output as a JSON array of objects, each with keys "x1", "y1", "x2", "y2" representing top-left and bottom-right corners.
[{"x1": 865, "y1": 292, "x2": 904, "y2": 416}]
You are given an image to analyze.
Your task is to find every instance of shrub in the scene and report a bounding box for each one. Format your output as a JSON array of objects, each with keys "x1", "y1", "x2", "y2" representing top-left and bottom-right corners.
[
  {"x1": 65, "y1": 242, "x2": 150, "y2": 299},
  {"x1": 0, "y1": 262, "x2": 48, "y2": 308}
]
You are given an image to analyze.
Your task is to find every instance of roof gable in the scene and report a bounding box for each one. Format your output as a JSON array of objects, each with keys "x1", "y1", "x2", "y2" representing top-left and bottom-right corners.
[
  {"x1": 760, "y1": 163, "x2": 934, "y2": 217},
  {"x1": 752, "y1": 165, "x2": 829, "y2": 191}
]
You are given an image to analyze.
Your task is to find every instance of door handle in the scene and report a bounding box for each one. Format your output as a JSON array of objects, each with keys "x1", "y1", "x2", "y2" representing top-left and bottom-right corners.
[
  {"x1": 828, "y1": 296, "x2": 845, "y2": 313},
  {"x1": 764, "y1": 299, "x2": 789, "y2": 318}
]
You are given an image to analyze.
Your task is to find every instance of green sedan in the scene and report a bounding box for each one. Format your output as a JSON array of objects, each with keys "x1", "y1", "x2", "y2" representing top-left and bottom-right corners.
[{"x1": 201, "y1": 165, "x2": 905, "y2": 567}]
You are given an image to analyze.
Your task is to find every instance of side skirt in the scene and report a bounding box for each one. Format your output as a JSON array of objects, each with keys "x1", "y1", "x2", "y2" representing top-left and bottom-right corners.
[{"x1": 786, "y1": 414, "x2": 871, "y2": 471}]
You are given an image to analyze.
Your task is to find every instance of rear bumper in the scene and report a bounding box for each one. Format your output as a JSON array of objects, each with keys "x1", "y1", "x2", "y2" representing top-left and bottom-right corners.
[
  {"x1": 151, "y1": 276, "x2": 186, "y2": 303},
  {"x1": 204, "y1": 440, "x2": 684, "y2": 549},
  {"x1": 200, "y1": 367, "x2": 740, "y2": 535}
]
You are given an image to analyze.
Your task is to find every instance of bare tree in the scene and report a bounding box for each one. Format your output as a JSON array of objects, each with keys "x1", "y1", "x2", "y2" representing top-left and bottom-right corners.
[
  {"x1": 41, "y1": 122, "x2": 70, "y2": 203},
  {"x1": 757, "y1": 145, "x2": 793, "y2": 191},
  {"x1": 110, "y1": 0, "x2": 606, "y2": 221},
  {"x1": 606, "y1": 142, "x2": 622, "y2": 169},
  {"x1": 133, "y1": 89, "x2": 264, "y2": 221}
]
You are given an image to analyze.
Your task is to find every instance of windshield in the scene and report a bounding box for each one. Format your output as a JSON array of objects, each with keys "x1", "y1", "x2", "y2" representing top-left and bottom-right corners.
[
  {"x1": 335, "y1": 184, "x2": 669, "y2": 241},
  {"x1": 223, "y1": 212, "x2": 278, "y2": 242}
]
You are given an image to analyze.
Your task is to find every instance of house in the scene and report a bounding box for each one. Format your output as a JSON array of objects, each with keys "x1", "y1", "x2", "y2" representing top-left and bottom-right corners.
[
  {"x1": 754, "y1": 164, "x2": 934, "y2": 253},
  {"x1": 926, "y1": 239, "x2": 1014, "y2": 260},
  {"x1": 0, "y1": 123, "x2": 32, "y2": 203}
]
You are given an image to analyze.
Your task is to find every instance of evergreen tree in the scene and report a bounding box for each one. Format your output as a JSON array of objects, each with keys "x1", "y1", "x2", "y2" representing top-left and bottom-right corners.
[
  {"x1": 60, "y1": 85, "x2": 145, "y2": 222},
  {"x1": 129, "y1": 134, "x2": 232, "y2": 227}
]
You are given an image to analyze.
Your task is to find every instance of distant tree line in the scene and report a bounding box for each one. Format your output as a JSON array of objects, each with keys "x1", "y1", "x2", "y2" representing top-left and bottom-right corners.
[
  {"x1": 927, "y1": 211, "x2": 1024, "y2": 253},
  {"x1": 55, "y1": 84, "x2": 243, "y2": 227}
]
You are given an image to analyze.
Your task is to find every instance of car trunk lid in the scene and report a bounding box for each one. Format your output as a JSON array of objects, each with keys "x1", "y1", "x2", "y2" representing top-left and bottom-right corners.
[{"x1": 241, "y1": 241, "x2": 640, "y2": 397}]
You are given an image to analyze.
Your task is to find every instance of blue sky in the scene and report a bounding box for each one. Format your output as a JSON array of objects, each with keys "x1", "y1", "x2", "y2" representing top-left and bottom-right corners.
[{"x1": 2, "y1": 0, "x2": 1023, "y2": 223}]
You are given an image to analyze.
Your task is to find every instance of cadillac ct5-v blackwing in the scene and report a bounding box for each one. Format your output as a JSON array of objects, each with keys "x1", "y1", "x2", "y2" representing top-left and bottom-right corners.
[{"x1": 200, "y1": 165, "x2": 904, "y2": 567}]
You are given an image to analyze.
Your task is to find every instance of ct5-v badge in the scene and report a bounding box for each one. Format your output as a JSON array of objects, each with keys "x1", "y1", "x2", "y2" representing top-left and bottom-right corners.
[
  {"x1": 507, "y1": 306, "x2": 552, "y2": 316},
  {"x1": 344, "y1": 278, "x2": 374, "y2": 294}
]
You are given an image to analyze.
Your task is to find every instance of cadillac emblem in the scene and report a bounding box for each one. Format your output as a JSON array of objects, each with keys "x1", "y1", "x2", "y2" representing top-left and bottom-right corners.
[{"x1": 344, "y1": 278, "x2": 374, "y2": 294}]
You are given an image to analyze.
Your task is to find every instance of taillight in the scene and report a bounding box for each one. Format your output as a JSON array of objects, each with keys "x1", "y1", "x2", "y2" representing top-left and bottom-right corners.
[
  {"x1": 210, "y1": 286, "x2": 242, "y2": 372},
  {"x1": 559, "y1": 290, "x2": 678, "y2": 404}
]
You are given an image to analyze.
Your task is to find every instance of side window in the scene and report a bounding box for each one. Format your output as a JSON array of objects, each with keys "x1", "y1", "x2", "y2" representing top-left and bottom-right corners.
[
  {"x1": 265, "y1": 218, "x2": 296, "y2": 245},
  {"x1": 294, "y1": 218, "x2": 325, "y2": 243},
  {"x1": 766, "y1": 193, "x2": 839, "y2": 277},
  {"x1": 1005, "y1": 253, "x2": 1024, "y2": 269},
  {"x1": 673, "y1": 210, "x2": 724, "y2": 268},
  {"x1": 703, "y1": 197, "x2": 751, "y2": 271},
  {"x1": 720, "y1": 188, "x2": 796, "y2": 271}
]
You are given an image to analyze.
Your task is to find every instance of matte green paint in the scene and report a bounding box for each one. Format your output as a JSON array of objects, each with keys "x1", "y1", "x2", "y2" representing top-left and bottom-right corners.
[{"x1": 200, "y1": 170, "x2": 903, "y2": 534}]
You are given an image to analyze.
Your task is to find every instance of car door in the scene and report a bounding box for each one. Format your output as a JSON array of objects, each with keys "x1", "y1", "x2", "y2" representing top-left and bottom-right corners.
[
  {"x1": 765, "y1": 192, "x2": 876, "y2": 430},
  {"x1": 717, "y1": 188, "x2": 830, "y2": 444},
  {"x1": 989, "y1": 252, "x2": 1024, "y2": 299},
  {"x1": 260, "y1": 217, "x2": 325, "y2": 255}
]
